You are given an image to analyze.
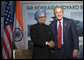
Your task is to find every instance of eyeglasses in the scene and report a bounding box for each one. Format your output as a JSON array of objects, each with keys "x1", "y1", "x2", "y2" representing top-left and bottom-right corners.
[{"x1": 39, "y1": 16, "x2": 46, "y2": 18}]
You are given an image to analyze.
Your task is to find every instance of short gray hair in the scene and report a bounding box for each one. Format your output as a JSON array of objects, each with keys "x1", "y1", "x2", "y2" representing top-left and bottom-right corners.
[{"x1": 54, "y1": 7, "x2": 64, "y2": 13}]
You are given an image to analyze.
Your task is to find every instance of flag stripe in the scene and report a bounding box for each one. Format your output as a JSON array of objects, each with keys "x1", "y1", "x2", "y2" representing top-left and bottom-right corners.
[
  {"x1": 4, "y1": 27, "x2": 12, "y2": 49},
  {"x1": 15, "y1": 1, "x2": 23, "y2": 30},
  {"x1": 14, "y1": 18, "x2": 24, "y2": 49},
  {"x1": 4, "y1": 31, "x2": 11, "y2": 56},
  {"x1": 3, "y1": 38, "x2": 10, "y2": 59},
  {"x1": 10, "y1": 24, "x2": 13, "y2": 32},
  {"x1": 14, "y1": 16, "x2": 22, "y2": 29},
  {"x1": 2, "y1": 48, "x2": 7, "y2": 59},
  {"x1": 4, "y1": 31, "x2": 11, "y2": 50},
  {"x1": 7, "y1": 25, "x2": 12, "y2": 41}
]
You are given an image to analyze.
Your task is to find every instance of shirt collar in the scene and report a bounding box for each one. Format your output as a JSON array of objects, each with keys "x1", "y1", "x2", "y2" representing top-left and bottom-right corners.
[
  {"x1": 60, "y1": 18, "x2": 63, "y2": 23},
  {"x1": 57, "y1": 18, "x2": 63, "y2": 23}
]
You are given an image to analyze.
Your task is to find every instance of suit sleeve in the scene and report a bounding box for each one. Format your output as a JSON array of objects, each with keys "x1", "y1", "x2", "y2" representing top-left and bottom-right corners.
[
  {"x1": 49, "y1": 24, "x2": 56, "y2": 50},
  {"x1": 70, "y1": 20, "x2": 79, "y2": 50},
  {"x1": 30, "y1": 26, "x2": 47, "y2": 48},
  {"x1": 49, "y1": 24, "x2": 54, "y2": 42}
]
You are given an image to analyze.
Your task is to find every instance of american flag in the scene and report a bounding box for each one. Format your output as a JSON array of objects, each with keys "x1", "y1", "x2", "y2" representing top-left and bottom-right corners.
[{"x1": 2, "y1": 1, "x2": 13, "y2": 59}]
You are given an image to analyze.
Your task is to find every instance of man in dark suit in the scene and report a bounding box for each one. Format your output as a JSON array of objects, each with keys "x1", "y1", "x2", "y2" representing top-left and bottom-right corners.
[
  {"x1": 49, "y1": 7, "x2": 79, "y2": 59},
  {"x1": 30, "y1": 9, "x2": 55, "y2": 59}
]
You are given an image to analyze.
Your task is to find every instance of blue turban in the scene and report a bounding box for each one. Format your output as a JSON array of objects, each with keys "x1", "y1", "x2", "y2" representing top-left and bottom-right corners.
[{"x1": 35, "y1": 9, "x2": 46, "y2": 20}]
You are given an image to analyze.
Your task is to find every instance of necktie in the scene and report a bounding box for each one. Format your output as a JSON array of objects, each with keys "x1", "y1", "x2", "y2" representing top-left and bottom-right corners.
[{"x1": 57, "y1": 20, "x2": 62, "y2": 49}]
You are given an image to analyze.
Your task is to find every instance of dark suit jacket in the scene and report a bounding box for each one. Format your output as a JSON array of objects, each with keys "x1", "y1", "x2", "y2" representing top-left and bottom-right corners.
[
  {"x1": 49, "y1": 17, "x2": 79, "y2": 58},
  {"x1": 30, "y1": 23, "x2": 52, "y2": 59}
]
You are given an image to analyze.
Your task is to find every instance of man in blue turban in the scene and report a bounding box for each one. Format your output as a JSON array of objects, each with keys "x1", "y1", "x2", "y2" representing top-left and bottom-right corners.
[
  {"x1": 35, "y1": 9, "x2": 46, "y2": 20},
  {"x1": 35, "y1": 9, "x2": 47, "y2": 24},
  {"x1": 30, "y1": 9, "x2": 55, "y2": 59}
]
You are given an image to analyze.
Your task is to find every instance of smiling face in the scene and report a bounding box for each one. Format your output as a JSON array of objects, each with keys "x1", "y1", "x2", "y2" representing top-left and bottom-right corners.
[
  {"x1": 54, "y1": 7, "x2": 64, "y2": 20},
  {"x1": 38, "y1": 13, "x2": 46, "y2": 23}
]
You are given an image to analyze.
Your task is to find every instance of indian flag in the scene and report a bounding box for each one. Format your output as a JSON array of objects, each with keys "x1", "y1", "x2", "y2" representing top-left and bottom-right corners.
[{"x1": 13, "y1": 1, "x2": 24, "y2": 49}]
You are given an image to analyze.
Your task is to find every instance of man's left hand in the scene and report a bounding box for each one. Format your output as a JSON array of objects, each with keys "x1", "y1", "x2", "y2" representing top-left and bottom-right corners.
[{"x1": 73, "y1": 49, "x2": 78, "y2": 58}]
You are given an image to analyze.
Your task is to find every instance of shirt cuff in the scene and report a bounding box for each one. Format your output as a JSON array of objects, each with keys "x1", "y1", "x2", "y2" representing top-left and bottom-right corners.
[
  {"x1": 45, "y1": 41, "x2": 48, "y2": 45},
  {"x1": 74, "y1": 49, "x2": 78, "y2": 51}
]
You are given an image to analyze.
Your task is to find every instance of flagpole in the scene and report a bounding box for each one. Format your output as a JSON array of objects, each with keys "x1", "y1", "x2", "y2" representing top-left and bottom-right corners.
[{"x1": 11, "y1": 1, "x2": 16, "y2": 59}]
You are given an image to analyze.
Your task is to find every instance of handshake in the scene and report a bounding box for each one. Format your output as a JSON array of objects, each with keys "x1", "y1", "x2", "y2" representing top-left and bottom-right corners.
[{"x1": 47, "y1": 41, "x2": 55, "y2": 48}]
